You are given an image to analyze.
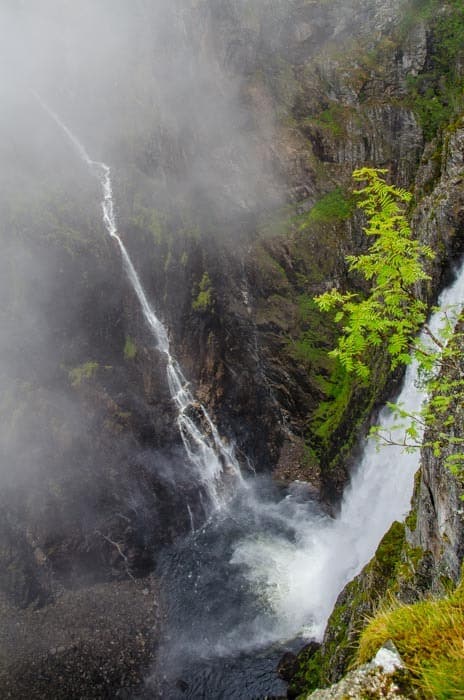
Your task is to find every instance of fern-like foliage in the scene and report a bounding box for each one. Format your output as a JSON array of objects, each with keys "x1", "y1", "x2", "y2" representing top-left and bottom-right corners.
[
  {"x1": 315, "y1": 168, "x2": 434, "y2": 379},
  {"x1": 315, "y1": 167, "x2": 464, "y2": 483}
]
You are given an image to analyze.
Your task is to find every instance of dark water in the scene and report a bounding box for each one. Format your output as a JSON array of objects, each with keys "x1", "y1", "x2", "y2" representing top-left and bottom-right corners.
[
  {"x1": 150, "y1": 479, "x2": 323, "y2": 699},
  {"x1": 158, "y1": 647, "x2": 291, "y2": 699}
]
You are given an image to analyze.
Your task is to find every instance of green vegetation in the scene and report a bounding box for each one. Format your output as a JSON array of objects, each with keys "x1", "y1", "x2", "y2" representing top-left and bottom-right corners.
[
  {"x1": 288, "y1": 522, "x2": 408, "y2": 696},
  {"x1": 316, "y1": 167, "x2": 464, "y2": 480},
  {"x1": 68, "y1": 361, "x2": 99, "y2": 387},
  {"x1": 192, "y1": 272, "x2": 214, "y2": 312},
  {"x1": 301, "y1": 188, "x2": 354, "y2": 227},
  {"x1": 310, "y1": 360, "x2": 354, "y2": 443},
  {"x1": 123, "y1": 336, "x2": 137, "y2": 360},
  {"x1": 2, "y1": 186, "x2": 100, "y2": 259},
  {"x1": 286, "y1": 643, "x2": 324, "y2": 698},
  {"x1": 406, "y1": 0, "x2": 464, "y2": 140},
  {"x1": 304, "y1": 167, "x2": 464, "y2": 696},
  {"x1": 291, "y1": 296, "x2": 334, "y2": 366},
  {"x1": 302, "y1": 103, "x2": 353, "y2": 138},
  {"x1": 315, "y1": 168, "x2": 435, "y2": 380},
  {"x1": 258, "y1": 188, "x2": 353, "y2": 242},
  {"x1": 289, "y1": 294, "x2": 363, "y2": 458},
  {"x1": 312, "y1": 107, "x2": 343, "y2": 136},
  {"x1": 405, "y1": 509, "x2": 418, "y2": 532},
  {"x1": 376, "y1": 319, "x2": 464, "y2": 480},
  {"x1": 357, "y1": 573, "x2": 464, "y2": 698},
  {"x1": 130, "y1": 198, "x2": 165, "y2": 245}
]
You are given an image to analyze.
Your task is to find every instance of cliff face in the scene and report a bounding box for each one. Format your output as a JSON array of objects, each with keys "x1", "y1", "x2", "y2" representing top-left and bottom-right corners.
[
  {"x1": 1, "y1": 0, "x2": 464, "y2": 696},
  {"x1": 289, "y1": 119, "x2": 464, "y2": 697},
  {"x1": 144, "y1": 0, "x2": 431, "y2": 499},
  {"x1": 0, "y1": 0, "x2": 447, "y2": 626},
  {"x1": 409, "y1": 334, "x2": 464, "y2": 592}
]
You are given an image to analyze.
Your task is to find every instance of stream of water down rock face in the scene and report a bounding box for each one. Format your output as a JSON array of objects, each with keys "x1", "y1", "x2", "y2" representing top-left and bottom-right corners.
[
  {"x1": 36, "y1": 96, "x2": 464, "y2": 698},
  {"x1": 32, "y1": 92, "x2": 243, "y2": 514}
]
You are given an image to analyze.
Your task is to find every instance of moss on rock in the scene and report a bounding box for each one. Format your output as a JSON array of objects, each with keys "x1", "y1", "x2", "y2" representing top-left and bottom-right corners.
[{"x1": 291, "y1": 522, "x2": 408, "y2": 695}]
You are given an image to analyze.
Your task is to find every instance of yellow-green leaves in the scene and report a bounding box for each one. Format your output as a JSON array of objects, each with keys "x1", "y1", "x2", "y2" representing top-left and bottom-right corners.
[
  {"x1": 316, "y1": 168, "x2": 464, "y2": 484},
  {"x1": 315, "y1": 168, "x2": 434, "y2": 379}
]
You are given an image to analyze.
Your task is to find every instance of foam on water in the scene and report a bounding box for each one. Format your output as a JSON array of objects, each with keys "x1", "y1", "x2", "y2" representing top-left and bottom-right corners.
[{"x1": 34, "y1": 93, "x2": 464, "y2": 683}]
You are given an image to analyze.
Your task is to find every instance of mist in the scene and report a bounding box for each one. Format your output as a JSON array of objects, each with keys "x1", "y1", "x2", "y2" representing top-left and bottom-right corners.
[
  {"x1": 1, "y1": 1, "x2": 283, "y2": 228},
  {"x1": 0, "y1": 2, "x2": 280, "y2": 469},
  {"x1": 0, "y1": 0, "x2": 423, "y2": 698}
]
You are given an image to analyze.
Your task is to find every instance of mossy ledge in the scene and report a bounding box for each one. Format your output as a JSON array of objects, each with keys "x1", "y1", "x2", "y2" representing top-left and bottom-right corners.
[
  {"x1": 287, "y1": 521, "x2": 409, "y2": 697},
  {"x1": 357, "y1": 572, "x2": 464, "y2": 698}
]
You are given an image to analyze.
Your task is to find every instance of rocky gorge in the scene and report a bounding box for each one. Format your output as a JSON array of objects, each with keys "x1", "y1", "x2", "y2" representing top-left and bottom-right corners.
[{"x1": 1, "y1": 0, "x2": 464, "y2": 697}]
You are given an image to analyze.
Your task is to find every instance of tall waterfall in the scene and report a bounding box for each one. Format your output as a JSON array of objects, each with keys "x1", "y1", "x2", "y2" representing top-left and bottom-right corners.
[
  {"x1": 33, "y1": 94, "x2": 242, "y2": 510},
  {"x1": 151, "y1": 260, "x2": 464, "y2": 698},
  {"x1": 232, "y1": 260, "x2": 464, "y2": 641}
]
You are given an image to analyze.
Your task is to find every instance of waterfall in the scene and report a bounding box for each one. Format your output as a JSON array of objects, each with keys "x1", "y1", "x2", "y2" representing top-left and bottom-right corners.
[
  {"x1": 33, "y1": 92, "x2": 464, "y2": 685},
  {"x1": 33, "y1": 93, "x2": 242, "y2": 509},
  {"x1": 232, "y1": 259, "x2": 464, "y2": 641}
]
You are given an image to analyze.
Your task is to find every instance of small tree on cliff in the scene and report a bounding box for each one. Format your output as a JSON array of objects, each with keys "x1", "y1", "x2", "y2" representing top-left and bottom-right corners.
[
  {"x1": 315, "y1": 167, "x2": 464, "y2": 477},
  {"x1": 315, "y1": 167, "x2": 435, "y2": 379}
]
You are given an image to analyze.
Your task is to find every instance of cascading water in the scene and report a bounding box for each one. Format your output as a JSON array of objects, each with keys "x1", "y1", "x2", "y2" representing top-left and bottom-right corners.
[
  {"x1": 230, "y1": 289, "x2": 456, "y2": 643},
  {"x1": 149, "y1": 258, "x2": 464, "y2": 699},
  {"x1": 231, "y1": 263, "x2": 464, "y2": 643},
  {"x1": 34, "y1": 93, "x2": 464, "y2": 698},
  {"x1": 33, "y1": 93, "x2": 242, "y2": 511}
]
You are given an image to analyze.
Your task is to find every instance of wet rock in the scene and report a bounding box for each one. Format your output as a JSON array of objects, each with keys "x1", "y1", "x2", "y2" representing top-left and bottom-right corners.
[
  {"x1": 175, "y1": 678, "x2": 189, "y2": 692},
  {"x1": 277, "y1": 651, "x2": 298, "y2": 681},
  {"x1": 372, "y1": 640, "x2": 403, "y2": 674},
  {"x1": 286, "y1": 641, "x2": 322, "y2": 698},
  {"x1": 303, "y1": 641, "x2": 412, "y2": 699}
]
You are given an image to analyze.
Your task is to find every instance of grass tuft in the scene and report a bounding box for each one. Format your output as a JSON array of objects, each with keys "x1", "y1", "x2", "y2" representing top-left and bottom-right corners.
[{"x1": 357, "y1": 574, "x2": 464, "y2": 699}]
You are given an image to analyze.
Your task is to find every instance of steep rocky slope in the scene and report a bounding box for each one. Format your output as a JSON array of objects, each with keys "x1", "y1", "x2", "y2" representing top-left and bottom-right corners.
[
  {"x1": 1, "y1": 0, "x2": 464, "y2": 696},
  {"x1": 136, "y1": 0, "x2": 429, "y2": 499},
  {"x1": 288, "y1": 90, "x2": 464, "y2": 700}
]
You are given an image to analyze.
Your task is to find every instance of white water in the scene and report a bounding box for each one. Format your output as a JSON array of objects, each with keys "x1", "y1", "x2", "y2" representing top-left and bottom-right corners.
[
  {"x1": 232, "y1": 263, "x2": 464, "y2": 641},
  {"x1": 34, "y1": 94, "x2": 242, "y2": 509}
]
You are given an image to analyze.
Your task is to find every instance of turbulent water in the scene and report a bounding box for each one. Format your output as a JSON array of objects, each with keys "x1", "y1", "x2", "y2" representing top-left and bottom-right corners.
[
  {"x1": 230, "y1": 267, "x2": 464, "y2": 641},
  {"x1": 36, "y1": 96, "x2": 464, "y2": 698}
]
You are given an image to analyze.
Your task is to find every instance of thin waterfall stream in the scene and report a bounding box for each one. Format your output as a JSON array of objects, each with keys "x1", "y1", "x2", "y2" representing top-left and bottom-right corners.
[
  {"x1": 33, "y1": 93, "x2": 242, "y2": 512},
  {"x1": 35, "y1": 96, "x2": 464, "y2": 698}
]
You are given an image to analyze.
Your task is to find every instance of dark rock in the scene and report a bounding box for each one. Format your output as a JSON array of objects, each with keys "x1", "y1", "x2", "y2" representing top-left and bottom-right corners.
[
  {"x1": 0, "y1": 578, "x2": 159, "y2": 699},
  {"x1": 175, "y1": 678, "x2": 189, "y2": 692},
  {"x1": 277, "y1": 651, "x2": 298, "y2": 681}
]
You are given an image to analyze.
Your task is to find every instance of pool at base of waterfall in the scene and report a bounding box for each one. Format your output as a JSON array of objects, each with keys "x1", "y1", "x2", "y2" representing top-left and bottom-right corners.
[
  {"x1": 147, "y1": 478, "x2": 327, "y2": 699},
  {"x1": 155, "y1": 645, "x2": 294, "y2": 699}
]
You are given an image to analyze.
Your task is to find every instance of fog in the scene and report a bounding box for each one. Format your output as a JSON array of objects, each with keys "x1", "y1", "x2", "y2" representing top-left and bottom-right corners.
[
  {"x1": 0, "y1": 0, "x2": 287, "y2": 442},
  {"x1": 0, "y1": 0, "x2": 415, "y2": 696},
  {"x1": 1, "y1": 0, "x2": 282, "y2": 224},
  {"x1": 0, "y1": 0, "x2": 292, "y2": 611}
]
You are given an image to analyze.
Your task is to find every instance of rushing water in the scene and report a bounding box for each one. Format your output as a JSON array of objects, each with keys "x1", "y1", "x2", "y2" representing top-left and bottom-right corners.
[
  {"x1": 35, "y1": 96, "x2": 464, "y2": 698},
  {"x1": 151, "y1": 258, "x2": 464, "y2": 699}
]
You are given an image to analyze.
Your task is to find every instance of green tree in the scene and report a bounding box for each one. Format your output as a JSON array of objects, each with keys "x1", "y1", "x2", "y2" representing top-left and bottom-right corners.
[
  {"x1": 315, "y1": 167, "x2": 464, "y2": 478},
  {"x1": 315, "y1": 167, "x2": 434, "y2": 380}
]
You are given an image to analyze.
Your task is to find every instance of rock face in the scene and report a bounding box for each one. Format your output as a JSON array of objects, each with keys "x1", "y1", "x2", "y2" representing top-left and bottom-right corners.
[
  {"x1": 306, "y1": 642, "x2": 414, "y2": 700},
  {"x1": 285, "y1": 6, "x2": 464, "y2": 693},
  {"x1": 289, "y1": 117, "x2": 464, "y2": 690},
  {"x1": 408, "y1": 328, "x2": 464, "y2": 592},
  {"x1": 1, "y1": 0, "x2": 464, "y2": 696},
  {"x1": 147, "y1": 0, "x2": 431, "y2": 500}
]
